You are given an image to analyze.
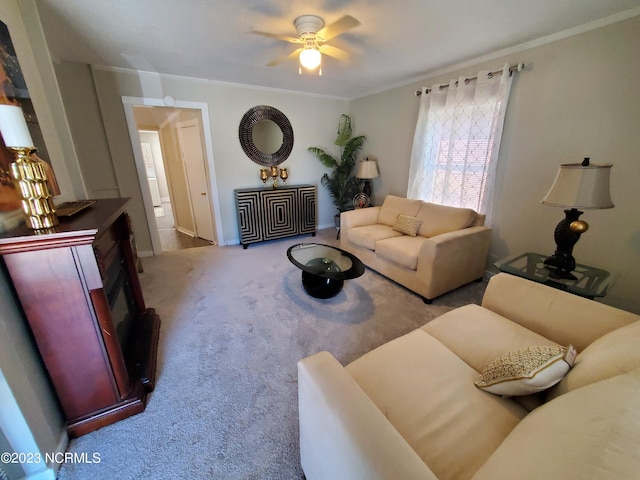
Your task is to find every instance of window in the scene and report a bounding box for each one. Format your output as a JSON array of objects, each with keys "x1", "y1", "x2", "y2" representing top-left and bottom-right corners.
[{"x1": 408, "y1": 65, "x2": 514, "y2": 222}]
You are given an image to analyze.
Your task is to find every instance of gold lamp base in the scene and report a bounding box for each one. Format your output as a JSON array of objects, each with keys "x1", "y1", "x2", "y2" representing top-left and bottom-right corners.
[{"x1": 9, "y1": 147, "x2": 59, "y2": 229}]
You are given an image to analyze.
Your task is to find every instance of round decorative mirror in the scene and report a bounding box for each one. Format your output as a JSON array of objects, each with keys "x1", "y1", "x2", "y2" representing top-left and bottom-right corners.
[
  {"x1": 239, "y1": 105, "x2": 294, "y2": 166},
  {"x1": 252, "y1": 119, "x2": 283, "y2": 154}
]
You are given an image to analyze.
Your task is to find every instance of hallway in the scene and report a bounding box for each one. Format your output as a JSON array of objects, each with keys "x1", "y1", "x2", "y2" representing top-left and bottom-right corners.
[{"x1": 154, "y1": 201, "x2": 212, "y2": 251}]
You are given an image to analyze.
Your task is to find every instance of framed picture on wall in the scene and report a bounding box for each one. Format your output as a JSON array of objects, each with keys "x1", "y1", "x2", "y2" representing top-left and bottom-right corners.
[{"x1": 0, "y1": 19, "x2": 59, "y2": 214}]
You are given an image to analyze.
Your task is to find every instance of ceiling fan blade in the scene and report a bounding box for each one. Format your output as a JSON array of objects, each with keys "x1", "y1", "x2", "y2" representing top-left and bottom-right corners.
[
  {"x1": 251, "y1": 30, "x2": 301, "y2": 44},
  {"x1": 319, "y1": 44, "x2": 351, "y2": 62},
  {"x1": 266, "y1": 48, "x2": 302, "y2": 67},
  {"x1": 317, "y1": 15, "x2": 360, "y2": 41}
]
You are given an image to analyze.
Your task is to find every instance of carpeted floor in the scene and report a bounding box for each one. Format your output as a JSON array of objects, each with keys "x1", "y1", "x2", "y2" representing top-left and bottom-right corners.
[{"x1": 57, "y1": 228, "x2": 485, "y2": 480}]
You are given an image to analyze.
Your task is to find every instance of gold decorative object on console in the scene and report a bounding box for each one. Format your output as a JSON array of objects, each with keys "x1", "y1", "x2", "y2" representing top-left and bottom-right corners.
[
  {"x1": 0, "y1": 105, "x2": 58, "y2": 229},
  {"x1": 270, "y1": 165, "x2": 278, "y2": 188},
  {"x1": 279, "y1": 167, "x2": 288, "y2": 184},
  {"x1": 260, "y1": 168, "x2": 268, "y2": 184}
]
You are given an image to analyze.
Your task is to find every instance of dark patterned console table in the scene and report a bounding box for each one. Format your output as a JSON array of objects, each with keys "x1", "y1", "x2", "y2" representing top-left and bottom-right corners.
[{"x1": 234, "y1": 185, "x2": 316, "y2": 248}]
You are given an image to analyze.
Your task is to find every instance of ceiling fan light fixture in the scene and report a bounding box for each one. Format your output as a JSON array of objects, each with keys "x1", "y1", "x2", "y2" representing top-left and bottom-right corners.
[{"x1": 299, "y1": 47, "x2": 321, "y2": 70}]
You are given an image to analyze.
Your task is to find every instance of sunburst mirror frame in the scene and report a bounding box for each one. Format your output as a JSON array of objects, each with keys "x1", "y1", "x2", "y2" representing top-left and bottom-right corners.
[{"x1": 239, "y1": 105, "x2": 294, "y2": 166}]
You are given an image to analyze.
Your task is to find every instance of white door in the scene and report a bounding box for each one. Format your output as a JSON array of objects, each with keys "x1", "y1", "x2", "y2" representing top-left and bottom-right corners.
[{"x1": 176, "y1": 120, "x2": 216, "y2": 243}]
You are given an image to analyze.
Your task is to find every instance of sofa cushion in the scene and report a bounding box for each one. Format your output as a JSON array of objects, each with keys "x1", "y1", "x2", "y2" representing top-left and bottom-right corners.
[
  {"x1": 481, "y1": 273, "x2": 637, "y2": 352},
  {"x1": 423, "y1": 304, "x2": 560, "y2": 373},
  {"x1": 547, "y1": 320, "x2": 640, "y2": 401},
  {"x1": 346, "y1": 329, "x2": 527, "y2": 480},
  {"x1": 474, "y1": 345, "x2": 575, "y2": 396},
  {"x1": 375, "y1": 235, "x2": 425, "y2": 270},
  {"x1": 377, "y1": 195, "x2": 423, "y2": 227},
  {"x1": 348, "y1": 224, "x2": 402, "y2": 251},
  {"x1": 416, "y1": 202, "x2": 477, "y2": 238},
  {"x1": 393, "y1": 214, "x2": 422, "y2": 236},
  {"x1": 472, "y1": 368, "x2": 640, "y2": 480}
]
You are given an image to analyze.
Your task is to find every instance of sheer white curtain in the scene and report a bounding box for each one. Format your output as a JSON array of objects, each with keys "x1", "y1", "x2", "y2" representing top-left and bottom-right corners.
[{"x1": 407, "y1": 64, "x2": 513, "y2": 224}]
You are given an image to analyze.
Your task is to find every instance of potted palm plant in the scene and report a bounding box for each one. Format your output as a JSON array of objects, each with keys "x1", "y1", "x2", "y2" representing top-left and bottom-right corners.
[{"x1": 308, "y1": 114, "x2": 366, "y2": 229}]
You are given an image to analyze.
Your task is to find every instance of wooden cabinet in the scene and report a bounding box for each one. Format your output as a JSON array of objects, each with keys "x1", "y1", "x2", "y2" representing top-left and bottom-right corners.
[
  {"x1": 0, "y1": 198, "x2": 160, "y2": 437},
  {"x1": 234, "y1": 184, "x2": 316, "y2": 248}
]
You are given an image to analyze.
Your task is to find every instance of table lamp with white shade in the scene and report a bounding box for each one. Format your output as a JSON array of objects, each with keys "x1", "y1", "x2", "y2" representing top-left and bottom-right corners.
[
  {"x1": 0, "y1": 104, "x2": 58, "y2": 229},
  {"x1": 541, "y1": 158, "x2": 613, "y2": 279},
  {"x1": 356, "y1": 157, "x2": 379, "y2": 204}
]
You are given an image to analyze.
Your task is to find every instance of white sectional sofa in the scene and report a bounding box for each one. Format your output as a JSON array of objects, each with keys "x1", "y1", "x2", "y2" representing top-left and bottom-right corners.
[
  {"x1": 298, "y1": 273, "x2": 640, "y2": 480},
  {"x1": 340, "y1": 195, "x2": 491, "y2": 302}
]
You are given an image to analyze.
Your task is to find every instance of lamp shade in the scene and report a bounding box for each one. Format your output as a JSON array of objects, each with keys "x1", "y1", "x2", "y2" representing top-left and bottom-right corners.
[
  {"x1": 356, "y1": 159, "x2": 379, "y2": 179},
  {"x1": 541, "y1": 162, "x2": 614, "y2": 210},
  {"x1": 0, "y1": 104, "x2": 34, "y2": 147}
]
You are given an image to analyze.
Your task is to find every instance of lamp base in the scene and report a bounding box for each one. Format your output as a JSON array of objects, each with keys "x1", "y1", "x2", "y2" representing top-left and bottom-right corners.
[
  {"x1": 543, "y1": 208, "x2": 585, "y2": 280},
  {"x1": 362, "y1": 180, "x2": 374, "y2": 205},
  {"x1": 543, "y1": 254, "x2": 578, "y2": 280},
  {"x1": 9, "y1": 147, "x2": 59, "y2": 230}
]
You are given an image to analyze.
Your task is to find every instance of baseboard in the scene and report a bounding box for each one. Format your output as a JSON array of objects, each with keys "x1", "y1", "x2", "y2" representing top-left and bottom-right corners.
[
  {"x1": 317, "y1": 222, "x2": 335, "y2": 230},
  {"x1": 42, "y1": 430, "x2": 69, "y2": 479},
  {"x1": 138, "y1": 250, "x2": 154, "y2": 258},
  {"x1": 176, "y1": 226, "x2": 195, "y2": 237},
  {"x1": 24, "y1": 468, "x2": 56, "y2": 480}
]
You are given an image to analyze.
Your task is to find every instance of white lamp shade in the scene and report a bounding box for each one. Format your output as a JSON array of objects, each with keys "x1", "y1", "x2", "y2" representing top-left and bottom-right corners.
[
  {"x1": 299, "y1": 48, "x2": 321, "y2": 70},
  {"x1": 0, "y1": 104, "x2": 34, "y2": 148},
  {"x1": 356, "y1": 160, "x2": 379, "y2": 179},
  {"x1": 541, "y1": 163, "x2": 614, "y2": 209}
]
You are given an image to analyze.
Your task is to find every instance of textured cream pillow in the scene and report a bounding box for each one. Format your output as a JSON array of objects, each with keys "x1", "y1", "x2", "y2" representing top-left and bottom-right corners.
[
  {"x1": 475, "y1": 345, "x2": 576, "y2": 396},
  {"x1": 393, "y1": 214, "x2": 422, "y2": 236}
]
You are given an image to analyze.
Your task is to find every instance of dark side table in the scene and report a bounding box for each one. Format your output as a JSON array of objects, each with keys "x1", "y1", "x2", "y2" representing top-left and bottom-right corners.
[
  {"x1": 287, "y1": 243, "x2": 365, "y2": 299},
  {"x1": 494, "y1": 252, "x2": 614, "y2": 299}
]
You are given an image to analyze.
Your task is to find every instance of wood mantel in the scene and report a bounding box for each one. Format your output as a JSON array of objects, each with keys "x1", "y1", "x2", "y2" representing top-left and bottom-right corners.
[{"x1": 0, "y1": 198, "x2": 160, "y2": 437}]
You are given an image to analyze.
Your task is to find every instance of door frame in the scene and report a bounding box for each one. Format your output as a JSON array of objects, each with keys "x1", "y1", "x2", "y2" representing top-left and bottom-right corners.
[{"x1": 122, "y1": 96, "x2": 224, "y2": 254}]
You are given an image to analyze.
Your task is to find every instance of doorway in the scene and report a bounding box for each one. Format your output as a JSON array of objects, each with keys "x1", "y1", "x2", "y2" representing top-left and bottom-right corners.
[
  {"x1": 122, "y1": 98, "x2": 224, "y2": 254},
  {"x1": 138, "y1": 129, "x2": 210, "y2": 251}
]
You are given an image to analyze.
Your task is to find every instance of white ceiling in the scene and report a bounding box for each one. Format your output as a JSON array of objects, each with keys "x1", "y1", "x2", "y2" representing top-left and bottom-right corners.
[{"x1": 35, "y1": 0, "x2": 640, "y2": 99}]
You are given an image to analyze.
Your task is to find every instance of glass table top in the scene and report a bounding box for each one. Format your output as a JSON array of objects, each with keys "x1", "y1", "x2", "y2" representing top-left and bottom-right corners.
[
  {"x1": 287, "y1": 243, "x2": 365, "y2": 280},
  {"x1": 494, "y1": 252, "x2": 614, "y2": 298}
]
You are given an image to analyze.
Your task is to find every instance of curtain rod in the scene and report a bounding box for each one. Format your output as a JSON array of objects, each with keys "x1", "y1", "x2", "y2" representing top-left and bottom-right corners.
[{"x1": 415, "y1": 63, "x2": 525, "y2": 96}]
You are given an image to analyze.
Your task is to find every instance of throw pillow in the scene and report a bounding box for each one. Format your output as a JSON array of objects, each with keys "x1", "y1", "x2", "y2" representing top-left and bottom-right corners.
[
  {"x1": 475, "y1": 345, "x2": 577, "y2": 396},
  {"x1": 393, "y1": 214, "x2": 422, "y2": 237}
]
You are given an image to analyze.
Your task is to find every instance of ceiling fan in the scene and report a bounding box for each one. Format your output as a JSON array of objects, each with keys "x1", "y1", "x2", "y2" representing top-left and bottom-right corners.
[{"x1": 251, "y1": 14, "x2": 361, "y2": 75}]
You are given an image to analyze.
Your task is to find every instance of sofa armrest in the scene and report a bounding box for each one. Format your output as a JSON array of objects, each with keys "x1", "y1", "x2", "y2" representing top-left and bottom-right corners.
[
  {"x1": 340, "y1": 207, "x2": 382, "y2": 247},
  {"x1": 482, "y1": 273, "x2": 639, "y2": 351},
  {"x1": 341, "y1": 207, "x2": 381, "y2": 229},
  {"x1": 298, "y1": 351, "x2": 437, "y2": 480},
  {"x1": 416, "y1": 226, "x2": 492, "y2": 298}
]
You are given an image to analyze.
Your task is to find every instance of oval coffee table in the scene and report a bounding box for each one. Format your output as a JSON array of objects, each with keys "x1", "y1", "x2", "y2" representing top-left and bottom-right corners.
[{"x1": 287, "y1": 243, "x2": 365, "y2": 299}]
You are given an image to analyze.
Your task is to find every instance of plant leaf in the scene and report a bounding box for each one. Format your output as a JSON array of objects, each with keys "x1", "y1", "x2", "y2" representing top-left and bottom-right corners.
[
  {"x1": 341, "y1": 135, "x2": 366, "y2": 169},
  {"x1": 308, "y1": 147, "x2": 338, "y2": 169},
  {"x1": 310, "y1": 114, "x2": 367, "y2": 212},
  {"x1": 334, "y1": 114, "x2": 352, "y2": 147}
]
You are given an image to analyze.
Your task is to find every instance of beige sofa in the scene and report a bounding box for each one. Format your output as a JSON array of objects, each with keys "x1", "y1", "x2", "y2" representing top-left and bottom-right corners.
[
  {"x1": 340, "y1": 195, "x2": 491, "y2": 302},
  {"x1": 298, "y1": 273, "x2": 640, "y2": 480}
]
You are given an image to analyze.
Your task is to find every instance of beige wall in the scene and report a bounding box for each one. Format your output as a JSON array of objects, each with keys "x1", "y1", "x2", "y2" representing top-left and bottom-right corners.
[
  {"x1": 65, "y1": 66, "x2": 349, "y2": 252},
  {"x1": 350, "y1": 16, "x2": 640, "y2": 313},
  {"x1": 52, "y1": 15, "x2": 640, "y2": 311},
  {"x1": 55, "y1": 62, "x2": 119, "y2": 198},
  {"x1": 1, "y1": 0, "x2": 85, "y2": 201}
]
